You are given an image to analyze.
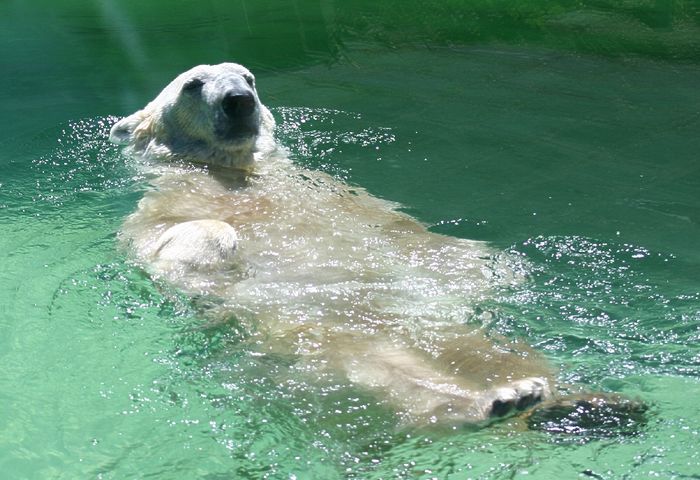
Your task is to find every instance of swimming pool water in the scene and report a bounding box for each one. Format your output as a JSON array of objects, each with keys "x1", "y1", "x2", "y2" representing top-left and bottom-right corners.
[{"x1": 1, "y1": 1, "x2": 699, "y2": 478}]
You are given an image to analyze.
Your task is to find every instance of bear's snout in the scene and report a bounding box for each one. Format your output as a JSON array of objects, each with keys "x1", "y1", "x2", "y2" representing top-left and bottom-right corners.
[
  {"x1": 214, "y1": 88, "x2": 260, "y2": 144},
  {"x1": 222, "y1": 91, "x2": 256, "y2": 119}
]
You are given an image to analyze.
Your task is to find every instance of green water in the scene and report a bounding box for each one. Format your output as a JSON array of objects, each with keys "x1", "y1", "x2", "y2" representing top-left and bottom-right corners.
[{"x1": 1, "y1": 1, "x2": 700, "y2": 478}]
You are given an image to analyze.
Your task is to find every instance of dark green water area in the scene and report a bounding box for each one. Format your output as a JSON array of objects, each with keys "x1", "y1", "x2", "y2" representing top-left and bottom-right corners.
[{"x1": 1, "y1": 1, "x2": 700, "y2": 478}]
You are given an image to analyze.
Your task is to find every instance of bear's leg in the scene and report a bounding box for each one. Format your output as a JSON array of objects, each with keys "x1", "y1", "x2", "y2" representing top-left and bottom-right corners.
[
  {"x1": 330, "y1": 335, "x2": 551, "y2": 424},
  {"x1": 151, "y1": 219, "x2": 238, "y2": 271}
]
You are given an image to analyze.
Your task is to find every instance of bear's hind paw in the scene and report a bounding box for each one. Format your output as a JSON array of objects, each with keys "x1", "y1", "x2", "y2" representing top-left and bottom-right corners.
[{"x1": 488, "y1": 377, "x2": 550, "y2": 418}]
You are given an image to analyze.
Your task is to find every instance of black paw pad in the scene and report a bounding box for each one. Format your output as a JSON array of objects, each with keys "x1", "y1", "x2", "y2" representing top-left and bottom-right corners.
[{"x1": 490, "y1": 392, "x2": 542, "y2": 418}]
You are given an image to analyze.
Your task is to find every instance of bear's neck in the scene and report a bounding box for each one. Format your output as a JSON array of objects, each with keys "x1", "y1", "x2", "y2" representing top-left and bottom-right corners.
[
  {"x1": 206, "y1": 145, "x2": 256, "y2": 169},
  {"x1": 155, "y1": 135, "x2": 256, "y2": 170}
]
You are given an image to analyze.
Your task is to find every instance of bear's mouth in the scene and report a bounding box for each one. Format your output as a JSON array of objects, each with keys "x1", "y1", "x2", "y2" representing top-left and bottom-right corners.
[{"x1": 215, "y1": 118, "x2": 260, "y2": 145}]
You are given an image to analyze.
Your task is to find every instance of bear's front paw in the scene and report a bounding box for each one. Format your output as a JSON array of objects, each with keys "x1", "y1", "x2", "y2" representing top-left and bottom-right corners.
[{"x1": 152, "y1": 219, "x2": 238, "y2": 272}]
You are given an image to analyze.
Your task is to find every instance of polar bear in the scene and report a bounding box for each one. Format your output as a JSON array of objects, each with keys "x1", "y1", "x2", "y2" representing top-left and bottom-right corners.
[{"x1": 109, "y1": 63, "x2": 639, "y2": 428}]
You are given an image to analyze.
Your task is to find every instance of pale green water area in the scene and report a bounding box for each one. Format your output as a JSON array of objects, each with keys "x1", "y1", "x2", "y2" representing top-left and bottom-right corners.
[{"x1": 2, "y1": 1, "x2": 700, "y2": 478}]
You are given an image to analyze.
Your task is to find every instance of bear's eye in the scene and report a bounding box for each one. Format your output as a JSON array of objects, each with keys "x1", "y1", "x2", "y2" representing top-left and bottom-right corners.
[
  {"x1": 182, "y1": 78, "x2": 205, "y2": 93},
  {"x1": 243, "y1": 74, "x2": 255, "y2": 87}
]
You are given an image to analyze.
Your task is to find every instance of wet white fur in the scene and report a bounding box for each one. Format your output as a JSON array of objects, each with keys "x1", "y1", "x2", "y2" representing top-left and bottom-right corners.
[{"x1": 111, "y1": 63, "x2": 552, "y2": 425}]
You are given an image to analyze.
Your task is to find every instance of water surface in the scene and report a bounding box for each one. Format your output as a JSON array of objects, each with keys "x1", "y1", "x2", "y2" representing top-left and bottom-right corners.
[{"x1": 1, "y1": 1, "x2": 699, "y2": 478}]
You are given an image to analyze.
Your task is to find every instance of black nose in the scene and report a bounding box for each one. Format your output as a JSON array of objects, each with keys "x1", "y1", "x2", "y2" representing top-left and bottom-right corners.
[{"x1": 222, "y1": 92, "x2": 256, "y2": 118}]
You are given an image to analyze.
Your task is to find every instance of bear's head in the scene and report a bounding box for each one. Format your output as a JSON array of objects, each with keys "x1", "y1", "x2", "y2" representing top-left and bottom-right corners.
[{"x1": 110, "y1": 63, "x2": 275, "y2": 170}]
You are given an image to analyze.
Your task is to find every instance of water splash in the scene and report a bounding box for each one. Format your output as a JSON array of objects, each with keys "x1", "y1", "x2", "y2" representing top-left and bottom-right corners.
[
  {"x1": 273, "y1": 106, "x2": 396, "y2": 177},
  {"x1": 494, "y1": 235, "x2": 700, "y2": 385}
]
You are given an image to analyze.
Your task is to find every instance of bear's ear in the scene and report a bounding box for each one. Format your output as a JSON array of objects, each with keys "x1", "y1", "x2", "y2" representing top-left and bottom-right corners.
[{"x1": 109, "y1": 111, "x2": 144, "y2": 145}]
